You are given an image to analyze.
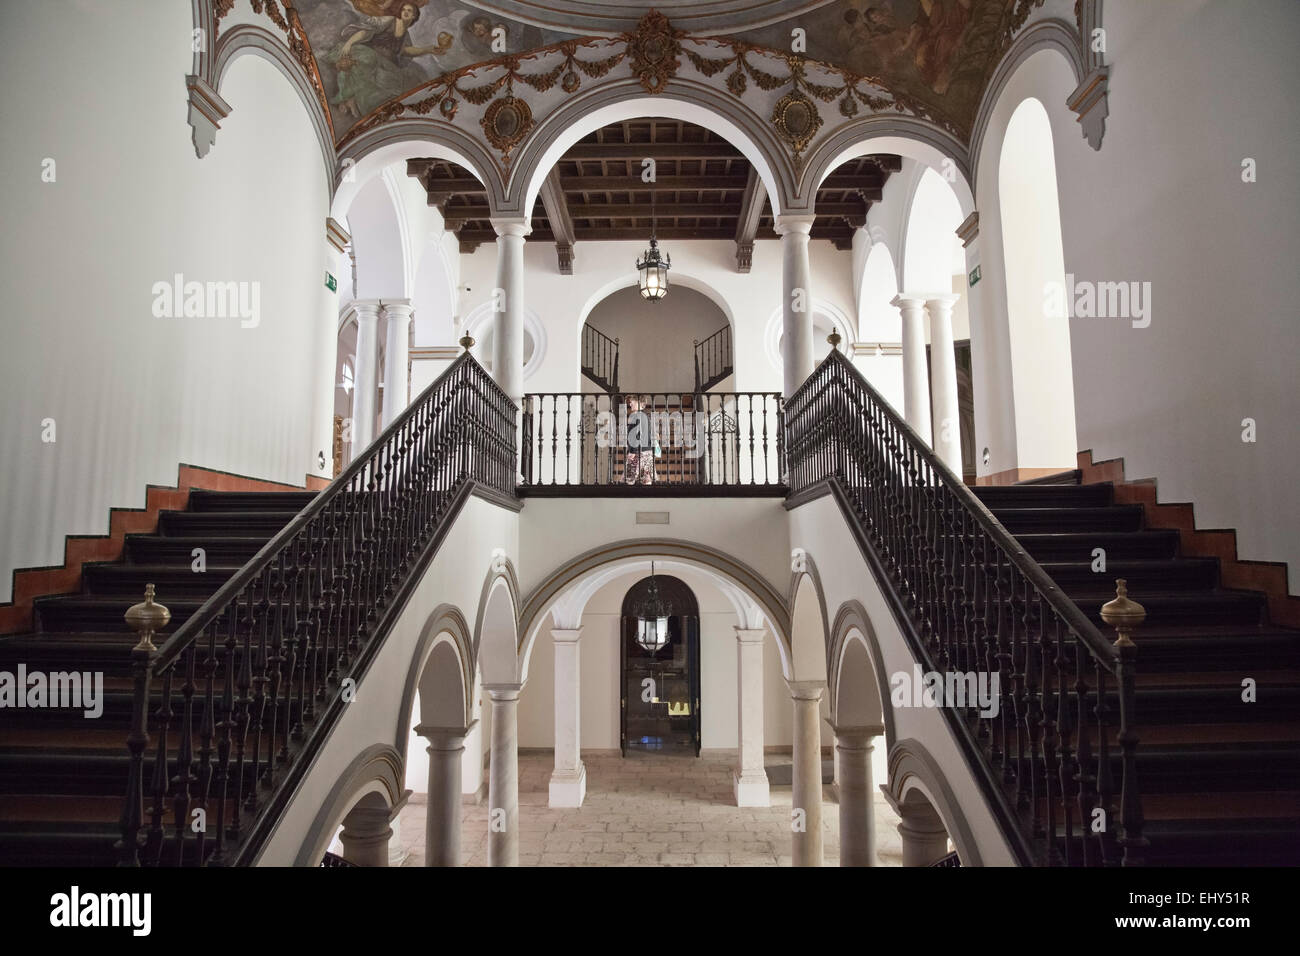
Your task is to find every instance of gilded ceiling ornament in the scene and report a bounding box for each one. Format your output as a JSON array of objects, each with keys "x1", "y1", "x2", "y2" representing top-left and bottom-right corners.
[
  {"x1": 482, "y1": 95, "x2": 534, "y2": 164},
  {"x1": 627, "y1": 11, "x2": 682, "y2": 94},
  {"x1": 771, "y1": 91, "x2": 822, "y2": 155}
]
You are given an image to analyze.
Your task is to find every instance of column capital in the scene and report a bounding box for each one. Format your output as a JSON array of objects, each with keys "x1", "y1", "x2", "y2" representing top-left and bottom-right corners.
[
  {"x1": 380, "y1": 298, "x2": 413, "y2": 316},
  {"x1": 734, "y1": 626, "x2": 766, "y2": 644},
  {"x1": 353, "y1": 299, "x2": 382, "y2": 321},
  {"x1": 490, "y1": 218, "x2": 532, "y2": 239},
  {"x1": 925, "y1": 293, "x2": 961, "y2": 312},
  {"x1": 890, "y1": 293, "x2": 928, "y2": 310},
  {"x1": 326, "y1": 217, "x2": 351, "y2": 252},
  {"x1": 773, "y1": 213, "x2": 817, "y2": 237},
  {"x1": 483, "y1": 682, "x2": 523, "y2": 702},
  {"x1": 551, "y1": 627, "x2": 583, "y2": 644},
  {"x1": 955, "y1": 211, "x2": 979, "y2": 247},
  {"x1": 787, "y1": 679, "x2": 826, "y2": 702},
  {"x1": 416, "y1": 721, "x2": 474, "y2": 750},
  {"x1": 829, "y1": 722, "x2": 885, "y2": 746}
]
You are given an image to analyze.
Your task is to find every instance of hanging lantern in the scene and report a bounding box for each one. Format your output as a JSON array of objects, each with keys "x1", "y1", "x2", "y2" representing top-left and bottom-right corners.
[
  {"x1": 636, "y1": 190, "x2": 670, "y2": 302},
  {"x1": 635, "y1": 561, "x2": 672, "y2": 654}
]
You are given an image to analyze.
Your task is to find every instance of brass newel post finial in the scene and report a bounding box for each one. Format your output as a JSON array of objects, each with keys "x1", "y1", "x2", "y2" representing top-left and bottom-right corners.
[
  {"x1": 827, "y1": 327, "x2": 842, "y2": 350},
  {"x1": 125, "y1": 584, "x2": 170, "y2": 653},
  {"x1": 459, "y1": 332, "x2": 475, "y2": 353},
  {"x1": 1101, "y1": 578, "x2": 1145, "y2": 648}
]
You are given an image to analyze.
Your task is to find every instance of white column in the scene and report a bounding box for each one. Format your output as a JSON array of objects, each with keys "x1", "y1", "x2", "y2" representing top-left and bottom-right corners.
[
  {"x1": 338, "y1": 802, "x2": 393, "y2": 867},
  {"x1": 381, "y1": 299, "x2": 413, "y2": 428},
  {"x1": 733, "y1": 627, "x2": 770, "y2": 807},
  {"x1": 417, "y1": 723, "x2": 467, "y2": 867},
  {"x1": 485, "y1": 682, "x2": 521, "y2": 866},
  {"x1": 490, "y1": 219, "x2": 529, "y2": 403},
  {"x1": 462, "y1": 716, "x2": 486, "y2": 802},
  {"x1": 892, "y1": 293, "x2": 932, "y2": 445},
  {"x1": 927, "y1": 294, "x2": 962, "y2": 473},
  {"x1": 789, "y1": 680, "x2": 825, "y2": 867},
  {"x1": 351, "y1": 299, "x2": 381, "y2": 451},
  {"x1": 549, "y1": 628, "x2": 586, "y2": 808},
  {"x1": 775, "y1": 214, "x2": 817, "y2": 398},
  {"x1": 833, "y1": 724, "x2": 881, "y2": 867}
]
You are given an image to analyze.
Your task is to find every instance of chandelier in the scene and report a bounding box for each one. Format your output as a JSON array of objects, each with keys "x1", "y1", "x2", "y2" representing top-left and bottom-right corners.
[
  {"x1": 635, "y1": 561, "x2": 672, "y2": 654},
  {"x1": 636, "y1": 191, "x2": 670, "y2": 302}
]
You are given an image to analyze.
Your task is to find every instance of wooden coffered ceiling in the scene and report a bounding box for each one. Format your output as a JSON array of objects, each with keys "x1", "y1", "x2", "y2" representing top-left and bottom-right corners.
[{"x1": 408, "y1": 118, "x2": 901, "y2": 274}]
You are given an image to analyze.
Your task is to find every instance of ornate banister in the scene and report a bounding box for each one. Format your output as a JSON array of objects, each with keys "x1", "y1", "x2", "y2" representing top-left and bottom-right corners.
[
  {"x1": 785, "y1": 350, "x2": 1143, "y2": 866},
  {"x1": 581, "y1": 325, "x2": 620, "y2": 393},
  {"x1": 117, "y1": 354, "x2": 515, "y2": 866}
]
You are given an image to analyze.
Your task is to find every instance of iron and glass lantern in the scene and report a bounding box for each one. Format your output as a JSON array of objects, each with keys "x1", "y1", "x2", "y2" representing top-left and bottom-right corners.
[
  {"x1": 636, "y1": 191, "x2": 670, "y2": 301},
  {"x1": 635, "y1": 562, "x2": 672, "y2": 654}
]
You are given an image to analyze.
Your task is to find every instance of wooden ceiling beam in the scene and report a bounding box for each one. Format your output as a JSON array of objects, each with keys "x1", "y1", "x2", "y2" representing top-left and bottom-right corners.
[
  {"x1": 732, "y1": 167, "x2": 767, "y2": 273},
  {"x1": 539, "y1": 167, "x2": 576, "y2": 275},
  {"x1": 559, "y1": 175, "x2": 749, "y2": 192}
]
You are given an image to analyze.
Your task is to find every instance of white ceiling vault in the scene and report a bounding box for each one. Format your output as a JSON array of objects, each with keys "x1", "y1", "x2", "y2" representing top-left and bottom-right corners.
[{"x1": 467, "y1": 0, "x2": 839, "y2": 35}]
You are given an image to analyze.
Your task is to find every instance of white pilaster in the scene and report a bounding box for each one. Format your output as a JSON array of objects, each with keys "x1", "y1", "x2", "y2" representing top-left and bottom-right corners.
[
  {"x1": 789, "y1": 680, "x2": 825, "y2": 867},
  {"x1": 733, "y1": 627, "x2": 770, "y2": 806},
  {"x1": 926, "y1": 294, "x2": 962, "y2": 474},
  {"x1": 490, "y1": 219, "x2": 529, "y2": 403},
  {"x1": 549, "y1": 628, "x2": 587, "y2": 807},
  {"x1": 485, "y1": 682, "x2": 521, "y2": 866},
  {"x1": 381, "y1": 299, "x2": 413, "y2": 428},
  {"x1": 891, "y1": 293, "x2": 932, "y2": 444},
  {"x1": 351, "y1": 299, "x2": 381, "y2": 452},
  {"x1": 775, "y1": 215, "x2": 818, "y2": 398}
]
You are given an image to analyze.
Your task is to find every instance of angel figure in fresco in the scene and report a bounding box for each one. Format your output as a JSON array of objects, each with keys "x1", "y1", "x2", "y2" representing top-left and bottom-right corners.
[
  {"x1": 900, "y1": 0, "x2": 973, "y2": 95},
  {"x1": 327, "y1": 0, "x2": 456, "y2": 120}
]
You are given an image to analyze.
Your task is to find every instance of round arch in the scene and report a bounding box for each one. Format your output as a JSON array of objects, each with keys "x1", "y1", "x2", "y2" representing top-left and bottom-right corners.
[
  {"x1": 462, "y1": 300, "x2": 548, "y2": 382},
  {"x1": 394, "y1": 604, "x2": 474, "y2": 765},
  {"x1": 289, "y1": 743, "x2": 405, "y2": 867},
  {"x1": 520, "y1": 539, "x2": 791, "y2": 681},
  {"x1": 828, "y1": 601, "x2": 893, "y2": 746},
  {"x1": 331, "y1": 120, "x2": 502, "y2": 222},
  {"x1": 885, "y1": 737, "x2": 985, "y2": 867},
  {"x1": 803, "y1": 117, "x2": 975, "y2": 219},
  {"x1": 475, "y1": 558, "x2": 522, "y2": 686},
  {"x1": 508, "y1": 79, "x2": 794, "y2": 218},
  {"x1": 901, "y1": 166, "x2": 966, "y2": 294},
  {"x1": 787, "y1": 551, "x2": 830, "y2": 684},
  {"x1": 764, "y1": 298, "x2": 852, "y2": 376},
  {"x1": 858, "y1": 241, "x2": 900, "y2": 341}
]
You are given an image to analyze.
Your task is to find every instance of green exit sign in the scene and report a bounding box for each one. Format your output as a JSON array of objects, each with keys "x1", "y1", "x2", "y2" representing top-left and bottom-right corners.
[
  {"x1": 325, "y1": 272, "x2": 337, "y2": 292},
  {"x1": 968, "y1": 265, "x2": 981, "y2": 287}
]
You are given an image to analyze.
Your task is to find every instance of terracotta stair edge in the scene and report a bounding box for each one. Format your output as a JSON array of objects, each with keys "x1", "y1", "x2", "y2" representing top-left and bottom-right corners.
[
  {"x1": 0, "y1": 463, "x2": 329, "y2": 635},
  {"x1": 1077, "y1": 448, "x2": 1300, "y2": 629}
]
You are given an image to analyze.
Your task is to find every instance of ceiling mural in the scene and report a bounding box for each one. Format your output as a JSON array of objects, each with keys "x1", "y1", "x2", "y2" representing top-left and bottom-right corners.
[{"x1": 220, "y1": 0, "x2": 1055, "y2": 170}]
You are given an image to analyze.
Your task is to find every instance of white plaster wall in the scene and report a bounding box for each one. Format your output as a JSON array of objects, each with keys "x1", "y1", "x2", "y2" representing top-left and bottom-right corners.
[
  {"x1": 258, "y1": 494, "x2": 518, "y2": 864},
  {"x1": 587, "y1": 286, "x2": 729, "y2": 394},
  {"x1": 787, "y1": 493, "x2": 1018, "y2": 865},
  {"x1": 974, "y1": 0, "x2": 1300, "y2": 577},
  {"x1": 458, "y1": 237, "x2": 856, "y2": 395},
  {"x1": 0, "y1": 1, "x2": 334, "y2": 602}
]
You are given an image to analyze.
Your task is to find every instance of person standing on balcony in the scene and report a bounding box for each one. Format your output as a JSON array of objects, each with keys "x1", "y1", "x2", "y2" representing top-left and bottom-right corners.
[{"x1": 625, "y1": 395, "x2": 656, "y2": 485}]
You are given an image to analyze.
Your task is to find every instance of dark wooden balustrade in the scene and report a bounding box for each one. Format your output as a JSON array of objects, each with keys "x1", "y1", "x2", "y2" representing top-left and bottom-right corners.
[
  {"x1": 581, "y1": 325, "x2": 620, "y2": 393},
  {"x1": 117, "y1": 354, "x2": 516, "y2": 866},
  {"x1": 694, "y1": 326, "x2": 733, "y2": 392},
  {"x1": 519, "y1": 391, "x2": 784, "y2": 494},
  {"x1": 785, "y1": 351, "x2": 1145, "y2": 867}
]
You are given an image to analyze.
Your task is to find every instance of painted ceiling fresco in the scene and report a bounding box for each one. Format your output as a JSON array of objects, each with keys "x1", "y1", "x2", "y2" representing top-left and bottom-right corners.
[{"x1": 266, "y1": 0, "x2": 1046, "y2": 146}]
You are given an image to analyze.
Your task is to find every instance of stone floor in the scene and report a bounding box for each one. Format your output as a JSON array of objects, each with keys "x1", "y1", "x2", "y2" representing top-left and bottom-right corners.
[{"x1": 395, "y1": 751, "x2": 903, "y2": 867}]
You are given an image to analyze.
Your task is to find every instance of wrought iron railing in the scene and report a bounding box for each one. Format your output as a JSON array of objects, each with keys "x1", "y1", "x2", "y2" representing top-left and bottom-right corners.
[
  {"x1": 694, "y1": 326, "x2": 733, "y2": 392},
  {"x1": 785, "y1": 351, "x2": 1143, "y2": 866},
  {"x1": 117, "y1": 354, "x2": 516, "y2": 866},
  {"x1": 581, "y1": 324, "x2": 620, "y2": 393},
  {"x1": 519, "y1": 391, "x2": 783, "y2": 492}
]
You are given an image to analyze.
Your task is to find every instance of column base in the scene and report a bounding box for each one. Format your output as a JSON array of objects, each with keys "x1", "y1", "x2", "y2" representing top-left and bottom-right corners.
[
  {"x1": 548, "y1": 763, "x2": 587, "y2": 808},
  {"x1": 733, "y1": 770, "x2": 771, "y2": 807}
]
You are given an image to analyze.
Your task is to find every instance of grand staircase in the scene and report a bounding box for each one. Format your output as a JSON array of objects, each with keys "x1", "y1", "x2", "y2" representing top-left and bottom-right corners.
[
  {"x1": 972, "y1": 474, "x2": 1300, "y2": 865},
  {"x1": 0, "y1": 490, "x2": 313, "y2": 866}
]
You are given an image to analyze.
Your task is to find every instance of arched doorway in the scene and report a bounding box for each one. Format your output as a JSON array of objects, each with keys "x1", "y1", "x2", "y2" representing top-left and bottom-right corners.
[{"x1": 619, "y1": 573, "x2": 701, "y2": 756}]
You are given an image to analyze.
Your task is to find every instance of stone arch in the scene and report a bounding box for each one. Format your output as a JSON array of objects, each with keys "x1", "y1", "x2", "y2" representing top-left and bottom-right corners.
[
  {"x1": 858, "y1": 241, "x2": 900, "y2": 341},
  {"x1": 801, "y1": 116, "x2": 975, "y2": 219},
  {"x1": 507, "y1": 79, "x2": 795, "y2": 218},
  {"x1": 901, "y1": 166, "x2": 967, "y2": 295},
  {"x1": 828, "y1": 601, "x2": 893, "y2": 747},
  {"x1": 208, "y1": 23, "x2": 335, "y2": 190},
  {"x1": 331, "y1": 120, "x2": 504, "y2": 222},
  {"x1": 394, "y1": 604, "x2": 474, "y2": 767},
  {"x1": 520, "y1": 539, "x2": 791, "y2": 680},
  {"x1": 476, "y1": 556, "x2": 522, "y2": 685},
  {"x1": 885, "y1": 738, "x2": 984, "y2": 867},
  {"x1": 970, "y1": 18, "x2": 1088, "y2": 187},
  {"x1": 787, "y1": 550, "x2": 830, "y2": 684},
  {"x1": 290, "y1": 743, "x2": 405, "y2": 867}
]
